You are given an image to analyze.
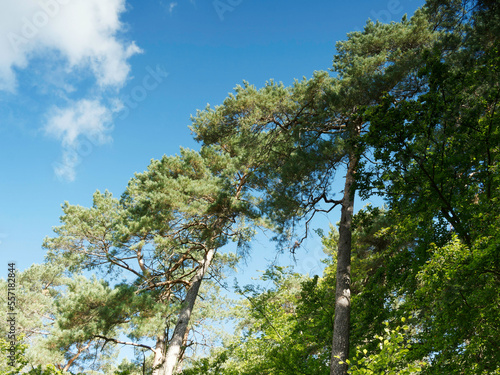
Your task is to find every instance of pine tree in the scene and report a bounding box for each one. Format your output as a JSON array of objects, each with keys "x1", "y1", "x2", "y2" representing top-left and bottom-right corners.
[
  {"x1": 43, "y1": 147, "x2": 259, "y2": 374},
  {"x1": 190, "y1": 11, "x2": 435, "y2": 373}
]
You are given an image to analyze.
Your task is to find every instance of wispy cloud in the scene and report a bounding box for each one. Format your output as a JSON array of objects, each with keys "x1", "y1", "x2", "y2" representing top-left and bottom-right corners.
[
  {"x1": 45, "y1": 99, "x2": 114, "y2": 148},
  {"x1": 160, "y1": 1, "x2": 179, "y2": 14},
  {"x1": 45, "y1": 98, "x2": 117, "y2": 181},
  {"x1": 168, "y1": 2, "x2": 178, "y2": 14}
]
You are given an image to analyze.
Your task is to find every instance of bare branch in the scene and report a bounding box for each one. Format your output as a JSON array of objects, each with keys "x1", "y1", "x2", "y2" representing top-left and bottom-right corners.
[
  {"x1": 62, "y1": 342, "x2": 92, "y2": 372},
  {"x1": 94, "y1": 335, "x2": 155, "y2": 353}
]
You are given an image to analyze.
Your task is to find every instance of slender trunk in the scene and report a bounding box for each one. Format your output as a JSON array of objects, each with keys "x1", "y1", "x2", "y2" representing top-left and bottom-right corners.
[
  {"x1": 152, "y1": 333, "x2": 166, "y2": 375},
  {"x1": 159, "y1": 247, "x2": 216, "y2": 375},
  {"x1": 330, "y1": 146, "x2": 359, "y2": 375}
]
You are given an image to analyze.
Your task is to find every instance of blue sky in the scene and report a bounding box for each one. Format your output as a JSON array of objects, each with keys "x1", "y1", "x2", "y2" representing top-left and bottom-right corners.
[{"x1": 0, "y1": 0, "x2": 424, "y2": 281}]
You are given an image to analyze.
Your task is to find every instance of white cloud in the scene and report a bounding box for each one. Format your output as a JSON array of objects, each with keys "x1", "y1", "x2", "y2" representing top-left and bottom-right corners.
[
  {"x1": 45, "y1": 99, "x2": 114, "y2": 147},
  {"x1": 0, "y1": 0, "x2": 142, "y2": 181},
  {"x1": 45, "y1": 98, "x2": 116, "y2": 181},
  {"x1": 0, "y1": 0, "x2": 141, "y2": 91}
]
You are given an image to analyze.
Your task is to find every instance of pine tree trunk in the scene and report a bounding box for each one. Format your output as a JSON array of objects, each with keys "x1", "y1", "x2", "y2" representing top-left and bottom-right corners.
[
  {"x1": 159, "y1": 247, "x2": 216, "y2": 375},
  {"x1": 330, "y1": 145, "x2": 359, "y2": 375},
  {"x1": 152, "y1": 334, "x2": 166, "y2": 375},
  {"x1": 174, "y1": 328, "x2": 190, "y2": 374}
]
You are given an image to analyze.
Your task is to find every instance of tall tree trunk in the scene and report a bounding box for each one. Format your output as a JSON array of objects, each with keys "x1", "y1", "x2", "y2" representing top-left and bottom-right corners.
[
  {"x1": 330, "y1": 145, "x2": 359, "y2": 375},
  {"x1": 159, "y1": 247, "x2": 216, "y2": 375},
  {"x1": 174, "y1": 328, "x2": 190, "y2": 374},
  {"x1": 152, "y1": 333, "x2": 166, "y2": 375}
]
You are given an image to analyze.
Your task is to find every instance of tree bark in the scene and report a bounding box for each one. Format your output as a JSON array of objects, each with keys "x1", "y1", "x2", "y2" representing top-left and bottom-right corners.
[
  {"x1": 159, "y1": 247, "x2": 216, "y2": 375},
  {"x1": 152, "y1": 333, "x2": 166, "y2": 375},
  {"x1": 174, "y1": 328, "x2": 190, "y2": 374},
  {"x1": 330, "y1": 146, "x2": 359, "y2": 375}
]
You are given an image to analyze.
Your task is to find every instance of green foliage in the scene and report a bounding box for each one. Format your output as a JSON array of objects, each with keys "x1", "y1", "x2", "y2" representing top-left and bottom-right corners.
[
  {"x1": 113, "y1": 356, "x2": 153, "y2": 375},
  {"x1": 0, "y1": 336, "x2": 79, "y2": 375},
  {"x1": 17, "y1": 2, "x2": 499, "y2": 374},
  {"x1": 0, "y1": 264, "x2": 82, "y2": 371},
  {"x1": 359, "y1": 1, "x2": 500, "y2": 373},
  {"x1": 320, "y1": 207, "x2": 415, "y2": 357},
  {"x1": 189, "y1": 15, "x2": 440, "y2": 375},
  {"x1": 363, "y1": 0, "x2": 499, "y2": 245},
  {"x1": 184, "y1": 207, "x2": 412, "y2": 374},
  {"x1": 40, "y1": 146, "x2": 260, "y2": 373},
  {"x1": 51, "y1": 276, "x2": 136, "y2": 346},
  {"x1": 414, "y1": 235, "x2": 500, "y2": 374},
  {"x1": 190, "y1": 72, "x2": 349, "y2": 249},
  {"x1": 0, "y1": 336, "x2": 28, "y2": 375},
  {"x1": 333, "y1": 9, "x2": 436, "y2": 108},
  {"x1": 22, "y1": 365, "x2": 68, "y2": 375},
  {"x1": 346, "y1": 319, "x2": 425, "y2": 375},
  {"x1": 184, "y1": 267, "x2": 329, "y2": 375}
]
